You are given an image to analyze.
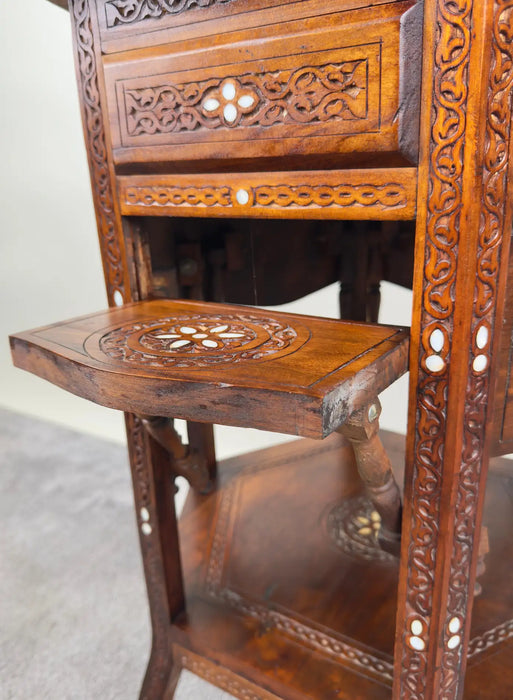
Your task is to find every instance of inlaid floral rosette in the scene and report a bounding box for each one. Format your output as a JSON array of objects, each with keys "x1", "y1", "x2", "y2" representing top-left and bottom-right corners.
[{"x1": 92, "y1": 313, "x2": 309, "y2": 369}]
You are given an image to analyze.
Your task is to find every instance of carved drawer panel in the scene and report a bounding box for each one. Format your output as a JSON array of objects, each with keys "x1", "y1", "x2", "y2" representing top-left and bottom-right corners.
[{"x1": 104, "y1": 4, "x2": 412, "y2": 170}]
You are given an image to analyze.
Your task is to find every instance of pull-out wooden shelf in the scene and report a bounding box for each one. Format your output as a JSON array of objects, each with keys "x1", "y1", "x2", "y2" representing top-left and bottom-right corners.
[{"x1": 10, "y1": 299, "x2": 408, "y2": 438}]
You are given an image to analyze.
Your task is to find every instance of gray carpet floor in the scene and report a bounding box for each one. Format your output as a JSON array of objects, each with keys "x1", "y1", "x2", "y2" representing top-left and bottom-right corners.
[{"x1": 0, "y1": 407, "x2": 235, "y2": 699}]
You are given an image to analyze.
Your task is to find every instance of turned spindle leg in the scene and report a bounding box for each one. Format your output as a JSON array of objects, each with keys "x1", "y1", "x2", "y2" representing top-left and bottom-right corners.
[{"x1": 338, "y1": 398, "x2": 402, "y2": 556}]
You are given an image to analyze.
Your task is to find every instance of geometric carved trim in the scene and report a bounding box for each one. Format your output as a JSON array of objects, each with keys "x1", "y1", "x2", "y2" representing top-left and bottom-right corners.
[
  {"x1": 124, "y1": 62, "x2": 367, "y2": 135},
  {"x1": 176, "y1": 646, "x2": 281, "y2": 700},
  {"x1": 71, "y1": 0, "x2": 126, "y2": 305},
  {"x1": 105, "y1": 0, "x2": 235, "y2": 28},
  {"x1": 468, "y1": 619, "x2": 513, "y2": 659}
]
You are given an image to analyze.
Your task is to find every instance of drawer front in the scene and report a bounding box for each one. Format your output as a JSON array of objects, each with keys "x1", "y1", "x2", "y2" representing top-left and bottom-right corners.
[{"x1": 104, "y1": 6, "x2": 407, "y2": 170}]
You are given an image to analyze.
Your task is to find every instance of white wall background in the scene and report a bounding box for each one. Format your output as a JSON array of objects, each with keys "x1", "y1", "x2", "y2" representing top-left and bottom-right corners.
[{"x1": 0, "y1": 0, "x2": 412, "y2": 459}]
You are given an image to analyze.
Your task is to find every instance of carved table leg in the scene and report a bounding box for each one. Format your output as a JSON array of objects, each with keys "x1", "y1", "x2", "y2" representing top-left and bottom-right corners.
[
  {"x1": 393, "y1": 1, "x2": 513, "y2": 697},
  {"x1": 338, "y1": 398, "x2": 402, "y2": 556},
  {"x1": 125, "y1": 414, "x2": 185, "y2": 700}
]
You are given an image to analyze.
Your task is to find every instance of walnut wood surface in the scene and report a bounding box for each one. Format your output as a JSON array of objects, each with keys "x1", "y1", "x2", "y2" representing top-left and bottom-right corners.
[
  {"x1": 166, "y1": 433, "x2": 513, "y2": 699},
  {"x1": 10, "y1": 299, "x2": 409, "y2": 438}
]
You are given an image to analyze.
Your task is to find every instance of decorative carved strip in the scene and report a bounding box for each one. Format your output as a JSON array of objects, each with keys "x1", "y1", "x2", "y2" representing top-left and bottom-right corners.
[
  {"x1": 177, "y1": 646, "x2": 280, "y2": 700},
  {"x1": 105, "y1": 0, "x2": 235, "y2": 28},
  {"x1": 126, "y1": 185, "x2": 232, "y2": 208},
  {"x1": 122, "y1": 181, "x2": 411, "y2": 212},
  {"x1": 400, "y1": 0, "x2": 473, "y2": 695},
  {"x1": 71, "y1": 0, "x2": 126, "y2": 305},
  {"x1": 440, "y1": 2, "x2": 513, "y2": 696},
  {"x1": 124, "y1": 62, "x2": 368, "y2": 135},
  {"x1": 468, "y1": 618, "x2": 513, "y2": 658},
  {"x1": 253, "y1": 183, "x2": 407, "y2": 209}
]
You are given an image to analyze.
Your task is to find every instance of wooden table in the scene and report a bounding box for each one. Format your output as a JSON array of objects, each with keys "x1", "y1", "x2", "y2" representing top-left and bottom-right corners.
[{"x1": 18, "y1": 1, "x2": 513, "y2": 697}]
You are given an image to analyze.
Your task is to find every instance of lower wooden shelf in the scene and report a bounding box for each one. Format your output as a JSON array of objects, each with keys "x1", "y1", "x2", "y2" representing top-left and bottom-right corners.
[{"x1": 166, "y1": 432, "x2": 513, "y2": 699}]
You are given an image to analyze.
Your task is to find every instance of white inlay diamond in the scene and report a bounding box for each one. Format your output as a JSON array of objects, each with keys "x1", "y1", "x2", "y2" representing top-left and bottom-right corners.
[
  {"x1": 202, "y1": 339, "x2": 219, "y2": 348},
  {"x1": 222, "y1": 82, "x2": 236, "y2": 100},
  {"x1": 429, "y1": 328, "x2": 444, "y2": 353},
  {"x1": 411, "y1": 620, "x2": 423, "y2": 636},
  {"x1": 473, "y1": 354, "x2": 488, "y2": 372},
  {"x1": 476, "y1": 325, "x2": 489, "y2": 350},
  {"x1": 180, "y1": 326, "x2": 196, "y2": 334},
  {"x1": 449, "y1": 617, "x2": 461, "y2": 634},
  {"x1": 192, "y1": 333, "x2": 208, "y2": 339},
  {"x1": 409, "y1": 636, "x2": 426, "y2": 651},
  {"x1": 212, "y1": 325, "x2": 228, "y2": 333},
  {"x1": 426, "y1": 355, "x2": 445, "y2": 373},
  {"x1": 236, "y1": 189, "x2": 250, "y2": 205},
  {"x1": 223, "y1": 104, "x2": 237, "y2": 122},
  {"x1": 203, "y1": 98, "x2": 220, "y2": 112},
  {"x1": 113, "y1": 290, "x2": 124, "y2": 307},
  {"x1": 170, "y1": 339, "x2": 191, "y2": 349},
  {"x1": 448, "y1": 635, "x2": 461, "y2": 649}
]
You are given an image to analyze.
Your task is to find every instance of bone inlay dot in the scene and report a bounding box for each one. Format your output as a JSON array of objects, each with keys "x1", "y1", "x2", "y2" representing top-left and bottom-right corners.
[
  {"x1": 203, "y1": 98, "x2": 220, "y2": 112},
  {"x1": 368, "y1": 403, "x2": 378, "y2": 422},
  {"x1": 140, "y1": 507, "x2": 150, "y2": 522},
  {"x1": 476, "y1": 325, "x2": 489, "y2": 349},
  {"x1": 202, "y1": 339, "x2": 218, "y2": 348},
  {"x1": 429, "y1": 328, "x2": 444, "y2": 353},
  {"x1": 180, "y1": 326, "x2": 196, "y2": 334},
  {"x1": 113, "y1": 290, "x2": 124, "y2": 307},
  {"x1": 238, "y1": 95, "x2": 255, "y2": 108},
  {"x1": 448, "y1": 635, "x2": 461, "y2": 649},
  {"x1": 409, "y1": 636, "x2": 425, "y2": 651},
  {"x1": 449, "y1": 617, "x2": 461, "y2": 634},
  {"x1": 141, "y1": 523, "x2": 152, "y2": 536},
  {"x1": 426, "y1": 355, "x2": 445, "y2": 373},
  {"x1": 223, "y1": 104, "x2": 237, "y2": 122},
  {"x1": 222, "y1": 82, "x2": 236, "y2": 100},
  {"x1": 236, "y1": 189, "x2": 250, "y2": 205},
  {"x1": 473, "y1": 354, "x2": 488, "y2": 372},
  {"x1": 411, "y1": 620, "x2": 423, "y2": 636}
]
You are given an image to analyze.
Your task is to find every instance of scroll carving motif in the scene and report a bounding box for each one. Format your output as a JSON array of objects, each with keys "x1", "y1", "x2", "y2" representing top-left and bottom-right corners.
[
  {"x1": 105, "y1": 0, "x2": 234, "y2": 28},
  {"x1": 440, "y1": 2, "x2": 513, "y2": 696},
  {"x1": 72, "y1": 0, "x2": 126, "y2": 305},
  {"x1": 400, "y1": 0, "x2": 473, "y2": 695},
  {"x1": 124, "y1": 61, "x2": 368, "y2": 135},
  {"x1": 99, "y1": 313, "x2": 302, "y2": 368}
]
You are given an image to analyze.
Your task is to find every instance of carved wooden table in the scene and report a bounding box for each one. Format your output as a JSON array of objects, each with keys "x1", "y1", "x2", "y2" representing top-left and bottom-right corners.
[{"x1": 12, "y1": 1, "x2": 513, "y2": 698}]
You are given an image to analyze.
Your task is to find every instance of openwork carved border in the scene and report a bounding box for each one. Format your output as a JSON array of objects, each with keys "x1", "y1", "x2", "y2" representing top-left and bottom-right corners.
[
  {"x1": 400, "y1": 0, "x2": 473, "y2": 695},
  {"x1": 105, "y1": 0, "x2": 235, "y2": 28},
  {"x1": 467, "y1": 618, "x2": 513, "y2": 658},
  {"x1": 72, "y1": 0, "x2": 125, "y2": 305},
  {"x1": 123, "y1": 183, "x2": 410, "y2": 211},
  {"x1": 440, "y1": 2, "x2": 513, "y2": 695}
]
